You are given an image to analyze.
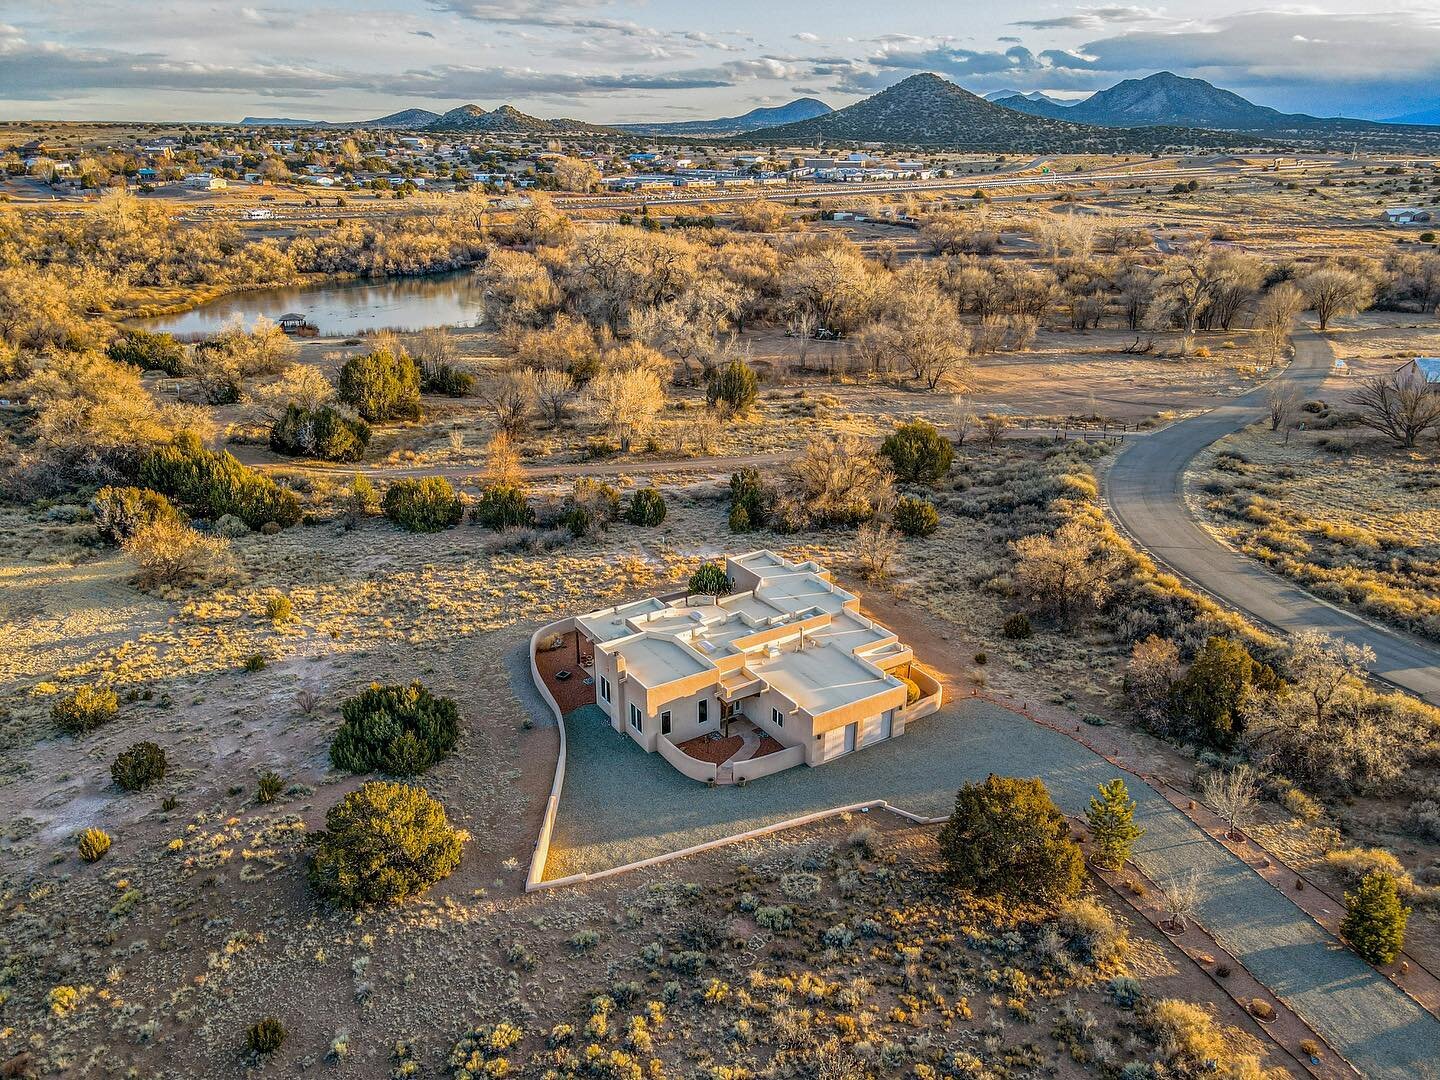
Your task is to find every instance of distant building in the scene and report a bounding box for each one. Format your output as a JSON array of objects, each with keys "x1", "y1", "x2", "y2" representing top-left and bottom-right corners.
[
  {"x1": 183, "y1": 173, "x2": 227, "y2": 190},
  {"x1": 1383, "y1": 208, "x2": 1432, "y2": 225},
  {"x1": 1396, "y1": 357, "x2": 1440, "y2": 389}
]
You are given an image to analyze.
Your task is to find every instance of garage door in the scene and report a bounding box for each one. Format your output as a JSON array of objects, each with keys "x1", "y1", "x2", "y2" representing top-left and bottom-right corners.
[
  {"x1": 819, "y1": 727, "x2": 847, "y2": 762},
  {"x1": 859, "y1": 713, "x2": 888, "y2": 747}
]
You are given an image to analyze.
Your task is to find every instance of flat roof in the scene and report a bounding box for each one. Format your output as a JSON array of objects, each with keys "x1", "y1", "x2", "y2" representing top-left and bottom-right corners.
[
  {"x1": 576, "y1": 597, "x2": 667, "y2": 644},
  {"x1": 747, "y1": 641, "x2": 894, "y2": 716},
  {"x1": 618, "y1": 636, "x2": 708, "y2": 688}
]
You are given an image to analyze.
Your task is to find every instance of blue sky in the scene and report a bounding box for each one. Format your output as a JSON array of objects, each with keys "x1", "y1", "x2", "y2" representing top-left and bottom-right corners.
[{"x1": 3, "y1": 1, "x2": 1439, "y2": 122}]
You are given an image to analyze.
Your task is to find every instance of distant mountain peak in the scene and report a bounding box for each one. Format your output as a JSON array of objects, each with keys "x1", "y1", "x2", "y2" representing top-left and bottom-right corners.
[{"x1": 618, "y1": 97, "x2": 833, "y2": 136}]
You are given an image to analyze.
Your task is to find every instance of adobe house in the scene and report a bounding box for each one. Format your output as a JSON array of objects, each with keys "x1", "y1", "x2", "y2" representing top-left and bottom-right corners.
[{"x1": 571, "y1": 551, "x2": 941, "y2": 781}]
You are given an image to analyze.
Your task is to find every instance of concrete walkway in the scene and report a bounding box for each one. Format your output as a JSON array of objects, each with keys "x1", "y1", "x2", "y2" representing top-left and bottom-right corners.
[
  {"x1": 720, "y1": 719, "x2": 764, "y2": 767},
  {"x1": 547, "y1": 699, "x2": 1440, "y2": 1077},
  {"x1": 1105, "y1": 328, "x2": 1440, "y2": 705}
]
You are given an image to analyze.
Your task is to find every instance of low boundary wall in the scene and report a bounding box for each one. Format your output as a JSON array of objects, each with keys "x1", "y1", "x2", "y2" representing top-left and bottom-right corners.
[
  {"x1": 658, "y1": 735, "x2": 719, "y2": 783},
  {"x1": 525, "y1": 616, "x2": 575, "y2": 892},
  {"x1": 732, "y1": 744, "x2": 804, "y2": 782}
]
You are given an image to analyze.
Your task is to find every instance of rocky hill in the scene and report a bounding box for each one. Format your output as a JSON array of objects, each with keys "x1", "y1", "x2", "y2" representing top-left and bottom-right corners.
[
  {"x1": 743, "y1": 73, "x2": 1261, "y2": 151},
  {"x1": 425, "y1": 104, "x2": 615, "y2": 135}
]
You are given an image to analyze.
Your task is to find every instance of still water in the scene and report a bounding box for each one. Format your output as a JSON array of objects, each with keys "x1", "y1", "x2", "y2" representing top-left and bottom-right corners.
[{"x1": 136, "y1": 270, "x2": 484, "y2": 337}]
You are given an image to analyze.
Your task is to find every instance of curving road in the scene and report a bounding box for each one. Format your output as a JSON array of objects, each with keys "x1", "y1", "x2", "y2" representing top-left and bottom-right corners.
[{"x1": 1106, "y1": 329, "x2": 1440, "y2": 705}]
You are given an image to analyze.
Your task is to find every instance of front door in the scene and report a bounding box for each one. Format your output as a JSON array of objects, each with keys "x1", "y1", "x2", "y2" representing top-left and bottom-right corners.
[{"x1": 843, "y1": 722, "x2": 857, "y2": 754}]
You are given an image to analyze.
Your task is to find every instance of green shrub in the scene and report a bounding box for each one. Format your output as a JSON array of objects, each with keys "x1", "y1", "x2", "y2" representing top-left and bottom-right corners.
[
  {"x1": 269, "y1": 404, "x2": 370, "y2": 463},
  {"x1": 245, "y1": 1017, "x2": 287, "y2": 1057},
  {"x1": 893, "y1": 496, "x2": 940, "y2": 537},
  {"x1": 1001, "y1": 612, "x2": 1033, "y2": 640},
  {"x1": 256, "y1": 771, "x2": 284, "y2": 804},
  {"x1": 625, "y1": 487, "x2": 667, "y2": 526},
  {"x1": 52, "y1": 686, "x2": 119, "y2": 735},
  {"x1": 241, "y1": 653, "x2": 267, "y2": 672},
  {"x1": 111, "y1": 741, "x2": 168, "y2": 791},
  {"x1": 77, "y1": 828, "x2": 112, "y2": 863},
  {"x1": 1168, "y1": 637, "x2": 1280, "y2": 749},
  {"x1": 309, "y1": 781, "x2": 463, "y2": 908},
  {"x1": 471, "y1": 483, "x2": 534, "y2": 530},
  {"x1": 265, "y1": 593, "x2": 293, "y2": 624},
  {"x1": 338, "y1": 346, "x2": 420, "y2": 422},
  {"x1": 108, "y1": 328, "x2": 186, "y2": 376},
  {"x1": 383, "y1": 477, "x2": 463, "y2": 532},
  {"x1": 937, "y1": 775, "x2": 1084, "y2": 903},
  {"x1": 706, "y1": 359, "x2": 759, "y2": 414},
  {"x1": 140, "y1": 434, "x2": 301, "y2": 529},
  {"x1": 880, "y1": 420, "x2": 953, "y2": 484},
  {"x1": 688, "y1": 562, "x2": 733, "y2": 597},
  {"x1": 91, "y1": 486, "x2": 180, "y2": 545},
  {"x1": 330, "y1": 682, "x2": 460, "y2": 776},
  {"x1": 420, "y1": 361, "x2": 474, "y2": 396},
  {"x1": 728, "y1": 467, "x2": 773, "y2": 531},
  {"x1": 1342, "y1": 872, "x2": 1410, "y2": 965}
]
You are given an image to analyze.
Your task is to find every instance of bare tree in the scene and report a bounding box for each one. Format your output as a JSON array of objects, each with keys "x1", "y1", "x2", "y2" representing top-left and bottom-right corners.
[
  {"x1": 981, "y1": 415, "x2": 1008, "y2": 446},
  {"x1": 1285, "y1": 629, "x2": 1375, "y2": 727},
  {"x1": 586, "y1": 366, "x2": 664, "y2": 452},
  {"x1": 1199, "y1": 764, "x2": 1259, "y2": 841},
  {"x1": 477, "y1": 371, "x2": 535, "y2": 439},
  {"x1": 1160, "y1": 870, "x2": 1202, "y2": 933},
  {"x1": 1265, "y1": 381, "x2": 1301, "y2": 434},
  {"x1": 1350, "y1": 377, "x2": 1440, "y2": 448},
  {"x1": 854, "y1": 522, "x2": 900, "y2": 580},
  {"x1": 1012, "y1": 517, "x2": 1127, "y2": 622},
  {"x1": 1254, "y1": 282, "x2": 1305, "y2": 366},
  {"x1": 531, "y1": 368, "x2": 578, "y2": 428},
  {"x1": 953, "y1": 396, "x2": 976, "y2": 447},
  {"x1": 1299, "y1": 266, "x2": 1373, "y2": 331}
]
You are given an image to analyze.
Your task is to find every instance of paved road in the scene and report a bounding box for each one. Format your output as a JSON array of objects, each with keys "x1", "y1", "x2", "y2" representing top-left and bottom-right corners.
[
  {"x1": 1106, "y1": 330, "x2": 1440, "y2": 705},
  {"x1": 545, "y1": 698, "x2": 1440, "y2": 1076}
]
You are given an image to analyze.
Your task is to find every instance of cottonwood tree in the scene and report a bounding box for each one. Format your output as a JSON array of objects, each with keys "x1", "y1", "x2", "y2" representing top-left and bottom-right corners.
[
  {"x1": 586, "y1": 366, "x2": 664, "y2": 451},
  {"x1": 1199, "y1": 764, "x2": 1259, "y2": 840},
  {"x1": 550, "y1": 156, "x2": 599, "y2": 193},
  {"x1": 478, "y1": 249, "x2": 561, "y2": 328},
  {"x1": 1350, "y1": 376, "x2": 1440, "y2": 448},
  {"x1": 734, "y1": 198, "x2": 788, "y2": 232},
  {"x1": 1300, "y1": 266, "x2": 1373, "y2": 330},
  {"x1": 248, "y1": 364, "x2": 335, "y2": 424},
  {"x1": 1011, "y1": 517, "x2": 1127, "y2": 622}
]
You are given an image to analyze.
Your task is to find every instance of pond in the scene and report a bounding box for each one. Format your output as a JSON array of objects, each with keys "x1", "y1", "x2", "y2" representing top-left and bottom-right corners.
[{"x1": 135, "y1": 269, "x2": 485, "y2": 338}]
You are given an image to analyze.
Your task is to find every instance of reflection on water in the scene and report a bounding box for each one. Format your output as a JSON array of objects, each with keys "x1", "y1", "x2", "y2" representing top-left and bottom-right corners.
[{"x1": 136, "y1": 270, "x2": 485, "y2": 337}]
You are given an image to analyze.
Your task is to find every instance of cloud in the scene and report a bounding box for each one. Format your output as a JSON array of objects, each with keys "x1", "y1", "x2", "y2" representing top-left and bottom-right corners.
[{"x1": 1012, "y1": 7, "x2": 1165, "y2": 31}]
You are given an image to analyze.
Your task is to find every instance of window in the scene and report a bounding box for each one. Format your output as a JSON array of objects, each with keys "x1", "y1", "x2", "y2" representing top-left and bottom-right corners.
[
  {"x1": 599, "y1": 677, "x2": 611, "y2": 704},
  {"x1": 698, "y1": 699, "x2": 709, "y2": 726},
  {"x1": 661, "y1": 710, "x2": 671, "y2": 735},
  {"x1": 771, "y1": 706, "x2": 784, "y2": 728},
  {"x1": 629, "y1": 704, "x2": 642, "y2": 732}
]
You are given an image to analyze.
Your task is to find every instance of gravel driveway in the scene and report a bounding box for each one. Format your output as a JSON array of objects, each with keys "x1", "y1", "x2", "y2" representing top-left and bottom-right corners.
[{"x1": 547, "y1": 698, "x2": 1440, "y2": 1078}]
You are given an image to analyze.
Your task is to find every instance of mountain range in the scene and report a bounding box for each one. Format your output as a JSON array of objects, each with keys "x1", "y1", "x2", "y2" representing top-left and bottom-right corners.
[
  {"x1": 740, "y1": 73, "x2": 1264, "y2": 151},
  {"x1": 239, "y1": 105, "x2": 614, "y2": 135},
  {"x1": 992, "y1": 72, "x2": 1440, "y2": 144},
  {"x1": 618, "y1": 98, "x2": 832, "y2": 136}
]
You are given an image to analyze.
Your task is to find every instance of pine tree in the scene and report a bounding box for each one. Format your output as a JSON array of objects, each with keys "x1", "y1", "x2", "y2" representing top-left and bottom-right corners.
[
  {"x1": 1342, "y1": 872, "x2": 1410, "y2": 965},
  {"x1": 1086, "y1": 778, "x2": 1145, "y2": 870}
]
